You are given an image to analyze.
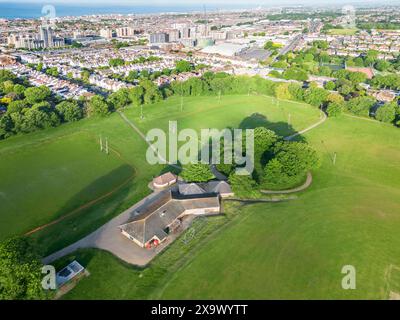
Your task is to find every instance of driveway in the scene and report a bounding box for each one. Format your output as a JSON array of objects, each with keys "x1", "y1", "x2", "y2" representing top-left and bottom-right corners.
[{"x1": 42, "y1": 190, "x2": 171, "y2": 266}]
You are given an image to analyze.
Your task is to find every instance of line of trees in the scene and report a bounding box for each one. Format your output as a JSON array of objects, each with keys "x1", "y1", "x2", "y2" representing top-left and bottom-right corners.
[
  {"x1": 1, "y1": 67, "x2": 399, "y2": 141},
  {"x1": 0, "y1": 69, "x2": 169, "y2": 139},
  {"x1": 0, "y1": 70, "x2": 86, "y2": 139}
]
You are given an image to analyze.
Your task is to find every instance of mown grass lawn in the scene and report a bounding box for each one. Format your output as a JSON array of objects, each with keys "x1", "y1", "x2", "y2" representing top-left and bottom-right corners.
[
  {"x1": 124, "y1": 94, "x2": 321, "y2": 139},
  {"x1": 0, "y1": 131, "x2": 130, "y2": 239},
  {"x1": 328, "y1": 28, "x2": 359, "y2": 35},
  {"x1": 1, "y1": 94, "x2": 316, "y2": 257},
  {"x1": 157, "y1": 116, "x2": 400, "y2": 299},
  {"x1": 0, "y1": 113, "x2": 162, "y2": 255},
  {"x1": 57, "y1": 97, "x2": 400, "y2": 299}
]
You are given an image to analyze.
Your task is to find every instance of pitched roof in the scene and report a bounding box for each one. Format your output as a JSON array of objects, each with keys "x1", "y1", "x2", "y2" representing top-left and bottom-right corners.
[
  {"x1": 178, "y1": 183, "x2": 206, "y2": 195},
  {"x1": 205, "y1": 181, "x2": 233, "y2": 195},
  {"x1": 120, "y1": 191, "x2": 220, "y2": 245},
  {"x1": 153, "y1": 172, "x2": 177, "y2": 186},
  {"x1": 346, "y1": 67, "x2": 374, "y2": 79}
]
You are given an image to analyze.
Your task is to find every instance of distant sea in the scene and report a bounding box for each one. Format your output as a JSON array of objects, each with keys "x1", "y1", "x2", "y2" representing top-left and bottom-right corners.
[{"x1": 0, "y1": 2, "x2": 257, "y2": 19}]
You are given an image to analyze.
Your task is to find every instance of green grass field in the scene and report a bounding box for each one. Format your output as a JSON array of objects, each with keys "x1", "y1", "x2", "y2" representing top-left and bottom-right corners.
[
  {"x1": 125, "y1": 95, "x2": 321, "y2": 138},
  {"x1": 0, "y1": 113, "x2": 162, "y2": 255},
  {"x1": 0, "y1": 131, "x2": 132, "y2": 239},
  {"x1": 2, "y1": 93, "x2": 400, "y2": 299},
  {"x1": 1, "y1": 94, "x2": 317, "y2": 257},
  {"x1": 48, "y1": 95, "x2": 400, "y2": 300},
  {"x1": 156, "y1": 116, "x2": 400, "y2": 299},
  {"x1": 327, "y1": 28, "x2": 358, "y2": 35}
]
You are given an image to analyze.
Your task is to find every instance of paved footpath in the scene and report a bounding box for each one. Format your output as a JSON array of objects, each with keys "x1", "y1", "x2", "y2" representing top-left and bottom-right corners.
[
  {"x1": 284, "y1": 111, "x2": 327, "y2": 141},
  {"x1": 44, "y1": 107, "x2": 326, "y2": 265},
  {"x1": 43, "y1": 190, "x2": 169, "y2": 266},
  {"x1": 260, "y1": 172, "x2": 313, "y2": 194}
]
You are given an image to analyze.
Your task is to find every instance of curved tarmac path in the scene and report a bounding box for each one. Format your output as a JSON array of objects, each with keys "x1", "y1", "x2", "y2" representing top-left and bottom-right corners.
[
  {"x1": 43, "y1": 104, "x2": 327, "y2": 265},
  {"x1": 260, "y1": 172, "x2": 313, "y2": 194}
]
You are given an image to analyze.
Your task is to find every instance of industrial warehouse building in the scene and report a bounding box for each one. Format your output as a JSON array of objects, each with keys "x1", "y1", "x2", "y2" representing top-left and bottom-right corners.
[{"x1": 201, "y1": 42, "x2": 249, "y2": 57}]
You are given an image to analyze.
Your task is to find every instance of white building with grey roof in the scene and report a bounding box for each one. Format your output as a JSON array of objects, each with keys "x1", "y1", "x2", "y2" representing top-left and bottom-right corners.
[{"x1": 119, "y1": 191, "x2": 220, "y2": 248}]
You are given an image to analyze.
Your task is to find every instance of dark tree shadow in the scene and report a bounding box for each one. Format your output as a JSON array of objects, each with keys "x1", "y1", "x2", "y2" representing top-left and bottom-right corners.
[
  {"x1": 160, "y1": 161, "x2": 182, "y2": 176},
  {"x1": 56, "y1": 165, "x2": 135, "y2": 217},
  {"x1": 32, "y1": 165, "x2": 134, "y2": 257},
  {"x1": 238, "y1": 113, "x2": 308, "y2": 182},
  {"x1": 238, "y1": 112, "x2": 306, "y2": 143},
  {"x1": 155, "y1": 114, "x2": 309, "y2": 183}
]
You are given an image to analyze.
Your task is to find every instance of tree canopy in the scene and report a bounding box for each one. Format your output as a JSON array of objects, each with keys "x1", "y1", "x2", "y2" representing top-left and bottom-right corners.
[
  {"x1": 180, "y1": 164, "x2": 215, "y2": 182},
  {"x1": 0, "y1": 237, "x2": 47, "y2": 300}
]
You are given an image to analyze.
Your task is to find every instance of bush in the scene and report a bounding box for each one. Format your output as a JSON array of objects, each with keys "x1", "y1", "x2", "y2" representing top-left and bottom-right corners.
[
  {"x1": 228, "y1": 173, "x2": 260, "y2": 199},
  {"x1": 346, "y1": 96, "x2": 376, "y2": 117},
  {"x1": 272, "y1": 141, "x2": 320, "y2": 177},
  {"x1": 180, "y1": 164, "x2": 214, "y2": 182},
  {"x1": 327, "y1": 102, "x2": 344, "y2": 117},
  {"x1": 262, "y1": 158, "x2": 307, "y2": 190},
  {"x1": 375, "y1": 102, "x2": 397, "y2": 123}
]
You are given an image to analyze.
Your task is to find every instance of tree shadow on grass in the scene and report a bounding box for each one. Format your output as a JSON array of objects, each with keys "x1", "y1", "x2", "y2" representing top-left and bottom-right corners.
[
  {"x1": 238, "y1": 112, "x2": 306, "y2": 142},
  {"x1": 159, "y1": 161, "x2": 182, "y2": 176},
  {"x1": 56, "y1": 164, "x2": 135, "y2": 217},
  {"x1": 31, "y1": 165, "x2": 135, "y2": 257},
  {"x1": 239, "y1": 113, "x2": 307, "y2": 182},
  {"x1": 155, "y1": 113, "x2": 308, "y2": 182}
]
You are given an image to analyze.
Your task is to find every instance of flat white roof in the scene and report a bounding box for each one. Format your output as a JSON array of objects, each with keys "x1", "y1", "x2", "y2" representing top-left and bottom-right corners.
[{"x1": 201, "y1": 43, "x2": 248, "y2": 57}]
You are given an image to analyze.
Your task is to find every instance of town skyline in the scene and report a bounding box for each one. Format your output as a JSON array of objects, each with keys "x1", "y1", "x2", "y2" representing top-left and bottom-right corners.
[
  {"x1": 0, "y1": 0, "x2": 398, "y2": 7},
  {"x1": 0, "y1": 2, "x2": 400, "y2": 309}
]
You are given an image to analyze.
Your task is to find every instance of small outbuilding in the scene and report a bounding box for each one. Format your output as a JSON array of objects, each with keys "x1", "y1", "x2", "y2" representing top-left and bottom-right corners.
[
  {"x1": 56, "y1": 260, "x2": 85, "y2": 288},
  {"x1": 152, "y1": 172, "x2": 178, "y2": 189}
]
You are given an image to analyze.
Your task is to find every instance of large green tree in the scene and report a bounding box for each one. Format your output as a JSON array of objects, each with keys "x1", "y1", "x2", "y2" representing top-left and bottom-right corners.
[
  {"x1": 0, "y1": 114, "x2": 14, "y2": 139},
  {"x1": 107, "y1": 89, "x2": 130, "y2": 110},
  {"x1": 86, "y1": 95, "x2": 110, "y2": 117},
  {"x1": 140, "y1": 80, "x2": 162, "y2": 104},
  {"x1": 0, "y1": 237, "x2": 47, "y2": 300},
  {"x1": 272, "y1": 141, "x2": 320, "y2": 177},
  {"x1": 55, "y1": 101, "x2": 83, "y2": 122},
  {"x1": 327, "y1": 102, "x2": 344, "y2": 117},
  {"x1": 346, "y1": 96, "x2": 376, "y2": 117},
  {"x1": 304, "y1": 87, "x2": 329, "y2": 107},
  {"x1": 181, "y1": 163, "x2": 214, "y2": 182},
  {"x1": 7, "y1": 100, "x2": 29, "y2": 114},
  {"x1": 128, "y1": 86, "x2": 144, "y2": 106},
  {"x1": 24, "y1": 86, "x2": 51, "y2": 105},
  {"x1": 375, "y1": 102, "x2": 397, "y2": 123}
]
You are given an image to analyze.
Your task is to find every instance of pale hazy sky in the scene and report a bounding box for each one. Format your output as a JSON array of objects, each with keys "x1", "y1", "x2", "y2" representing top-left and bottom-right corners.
[{"x1": 0, "y1": 0, "x2": 395, "y2": 6}]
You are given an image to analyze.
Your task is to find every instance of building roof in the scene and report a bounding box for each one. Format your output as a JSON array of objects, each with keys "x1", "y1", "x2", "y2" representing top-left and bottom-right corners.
[
  {"x1": 152, "y1": 172, "x2": 177, "y2": 186},
  {"x1": 375, "y1": 90, "x2": 396, "y2": 102},
  {"x1": 346, "y1": 66, "x2": 375, "y2": 79},
  {"x1": 178, "y1": 183, "x2": 206, "y2": 195},
  {"x1": 205, "y1": 181, "x2": 233, "y2": 195},
  {"x1": 178, "y1": 181, "x2": 234, "y2": 196},
  {"x1": 56, "y1": 260, "x2": 84, "y2": 287},
  {"x1": 120, "y1": 191, "x2": 220, "y2": 245},
  {"x1": 201, "y1": 43, "x2": 248, "y2": 57}
]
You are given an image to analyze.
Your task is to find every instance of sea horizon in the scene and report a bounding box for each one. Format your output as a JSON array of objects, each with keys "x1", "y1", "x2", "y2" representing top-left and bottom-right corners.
[{"x1": 0, "y1": 2, "x2": 261, "y2": 19}]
